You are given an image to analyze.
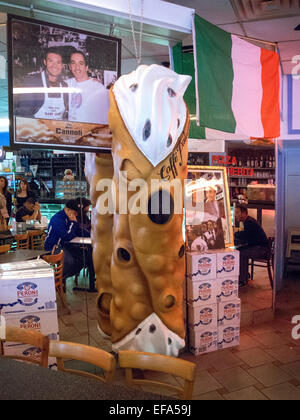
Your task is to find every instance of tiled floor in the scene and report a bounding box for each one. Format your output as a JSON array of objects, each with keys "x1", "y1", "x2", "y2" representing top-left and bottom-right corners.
[{"x1": 57, "y1": 269, "x2": 300, "y2": 400}]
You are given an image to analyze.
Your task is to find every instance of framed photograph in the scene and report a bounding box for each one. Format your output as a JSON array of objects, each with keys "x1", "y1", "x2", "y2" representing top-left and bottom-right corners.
[
  {"x1": 7, "y1": 15, "x2": 121, "y2": 152},
  {"x1": 185, "y1": 166, "x2": 233, "y2": 251}
]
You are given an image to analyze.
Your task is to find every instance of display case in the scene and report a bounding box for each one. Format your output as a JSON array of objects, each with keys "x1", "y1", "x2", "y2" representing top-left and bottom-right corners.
[
  {"x1": 55, "y1": 181, "x2": 88, "y2": 200},
  {"x1": 247, "y1": 184, "x2": 275, "y2": 202}
]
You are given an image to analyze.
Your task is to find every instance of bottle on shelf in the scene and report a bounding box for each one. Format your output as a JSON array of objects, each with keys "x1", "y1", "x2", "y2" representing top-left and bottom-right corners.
[
  {"x1": 260, "y1": 155, "x2": 264, "y2": 168},
  {"x1": 255, "y1": 156, "x2": 259, "y2": 168},
  {"x1": 246, "y1": 156, "x2": 250, "y2": 167},
  {"x1": 251, "y1": 156, "x2": 255, "y2": 168},
  {"x1": 269, "y1": 156, "x2": 273, "y2": 168},
  {"x1": 238, "y1": 157, "x2": 243, "y2": 167}
]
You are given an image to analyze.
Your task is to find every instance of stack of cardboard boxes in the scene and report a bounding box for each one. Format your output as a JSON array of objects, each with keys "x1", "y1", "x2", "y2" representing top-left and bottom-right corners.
[
  {"x1": 186, "y1": 249, "x2": 240, "y2": 355},
  {"x1": 0, "y1": 260, "x2": 59, "y2": 369}
]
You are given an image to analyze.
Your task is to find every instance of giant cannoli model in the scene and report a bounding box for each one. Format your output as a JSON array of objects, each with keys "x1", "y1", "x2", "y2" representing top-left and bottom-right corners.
[
  {"x1": 108, "y1": 65, "x2": 191, "y2": 356},
  {"x1": 85, "y1": 152, "x2": 114, "y2": 337}
]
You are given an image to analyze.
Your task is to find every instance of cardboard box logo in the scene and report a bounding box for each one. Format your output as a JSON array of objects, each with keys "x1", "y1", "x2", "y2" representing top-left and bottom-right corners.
[
  {"x1": 220, "y1": 280, "x2": 235, "y2": 299},
  {"x1": 0, "y1": 315, "x2": 6, "y2": 339},
  {"x1": 16, "y1": 282, "x2": 39, "y2": 307},
  {"x1": 198, "y1": 257, "x2": 212, "y2": 276},
  {"x1": 200, "y1": 331, "x2": 215, "y2": 348},
  {"x1": 199, "y1": 307, "x2": 214, "y2": 326},
  {"x1": 198, "y1": 283, "x2": 212, "y2": 301},
  {"x1": 222, "y1": 327, "x2": 236, "y2": 344},
  {"x1": 221, "y1": 255, "x2": 236, "y2": 274},
  {"x1": 19, "y1": 315, "x2": 41, "y2": 330},
  {"x1": 22, "y1": 347, "x2": 42, "y2": 362},
  {"x1": 223, "y1": 303, "x2": 238, "y2": 322}
]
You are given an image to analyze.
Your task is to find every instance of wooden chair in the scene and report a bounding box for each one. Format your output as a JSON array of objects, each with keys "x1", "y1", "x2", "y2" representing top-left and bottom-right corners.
[
  {"x1": 1, "y1": 326, "x2": 49, "y2": 368},
  {"x1": 42, "y1": 251, "x2": 69, "y2": 311},
  {"x1": 249, "y1": 237, "x2": 275, "y2": 289},
  {"x1": 118, "y1": 351, "x2": 196, "y2": 400},
  {"x1": 0, "y1": 244, "x2": 11, "y2": 254},
  {"x1": 14, "y1": 233, "x2": 29, "y2": 249},
  {"x1": 49, "y1": 340, "x2": 116, "y2": 383},
  {"x1": 28, "y1": 230, "x2": 45, "y2": 250}
]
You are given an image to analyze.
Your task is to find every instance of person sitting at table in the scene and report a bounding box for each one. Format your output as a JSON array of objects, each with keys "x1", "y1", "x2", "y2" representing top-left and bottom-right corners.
[
  {"x1": 15, "y1": 179, "x2": 36, "y2": 211},
  {"x1": 16, "y1": 197, "x2": 42, "y2": 223},
  {"x1": 234, "y1": 204, "x2": 269, "y2": 287},
  {"x1": 44, "y1": 199, "x2": 88, "y2": 281}
]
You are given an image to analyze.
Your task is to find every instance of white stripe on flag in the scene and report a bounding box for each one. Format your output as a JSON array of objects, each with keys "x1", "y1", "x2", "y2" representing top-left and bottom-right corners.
[{"x1": 231, "y1": 35, "x2": 264, "y2": 138}]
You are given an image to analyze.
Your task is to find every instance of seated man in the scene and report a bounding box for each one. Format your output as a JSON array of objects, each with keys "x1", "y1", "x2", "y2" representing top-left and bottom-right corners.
[
  {"x1": 16, "y1": 197, "x2": 41, "y2": 223},
  {"x1": 234, "y1": 204, "x2": 269, "y2": 287},
  {"x1": 44, "y1": 200, "x2": 88, "y2": 280}
]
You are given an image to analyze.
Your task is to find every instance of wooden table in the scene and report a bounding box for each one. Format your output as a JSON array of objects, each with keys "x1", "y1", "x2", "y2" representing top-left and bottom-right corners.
[
  {"x1": 0, "y1": 249, "x2": 49, "y2": 264},
  {"x1": 0, "y1": 358, "x2": 166, "y2": 401}
]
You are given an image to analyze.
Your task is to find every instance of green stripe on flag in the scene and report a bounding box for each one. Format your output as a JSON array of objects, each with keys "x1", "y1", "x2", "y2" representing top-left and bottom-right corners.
[
  {"x1": 172, "y1": 43, "x2": 206, "y2": 138},
  {"x1": 194, "y1": 14, "x2": 236, "y2": 133}
]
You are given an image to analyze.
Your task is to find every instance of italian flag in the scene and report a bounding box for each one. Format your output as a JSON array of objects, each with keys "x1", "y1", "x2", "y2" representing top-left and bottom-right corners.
[{"x1": 192, "y1": 15, "x2": 280, "y2": 139}]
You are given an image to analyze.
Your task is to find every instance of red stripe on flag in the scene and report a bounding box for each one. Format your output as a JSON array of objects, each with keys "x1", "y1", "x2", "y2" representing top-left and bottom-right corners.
[{"x1": 260, "y1": 49, "x2": 280, "y2": 138}]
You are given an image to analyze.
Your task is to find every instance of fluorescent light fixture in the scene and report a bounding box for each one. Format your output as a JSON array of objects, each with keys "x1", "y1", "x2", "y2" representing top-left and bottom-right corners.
[
  {"x1": 0, "y1": 118, "x2": 9, "y2": 132},
  {"x1": 13, "y1": 87, "x2": 81, "y2": 94}
]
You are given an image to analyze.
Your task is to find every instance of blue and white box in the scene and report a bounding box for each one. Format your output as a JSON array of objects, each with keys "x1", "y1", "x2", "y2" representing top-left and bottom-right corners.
[
  {"x1": 189, "y1": 327, "x2": 218, "y2": 356},
  {"x1": 218, "y1": 298, "x2": 241, "y2": 327},
  {"x1": 186, "y1": 252, "x2": 217, "y2": 281},
  {"x1": 188, "y1": 303, "x2": 218, "y2": 330},
  {"x1": 216, "y1": 249, "x2": 240, "y2": 279},
  {"x1": 218, "y1": 325, "x2": 240, "y2": 350},
  {"x1": 216, "y1": 277, "x2": 239, "y2": 302},
  {"x1": 187, "y1": 278, "x2": 218, "y2": 307},
  {"x1": 0, "y1": 267, "x2": 56, "y2": 315}
]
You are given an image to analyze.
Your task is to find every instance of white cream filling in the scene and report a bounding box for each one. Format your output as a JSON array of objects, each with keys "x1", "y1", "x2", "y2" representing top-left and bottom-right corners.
[
  {"x1": 113, "y1": 64, "x2": 191, "y2": 167},
  {"x1": 111, "y1": 313, "x2": 185, "y2": 357}
]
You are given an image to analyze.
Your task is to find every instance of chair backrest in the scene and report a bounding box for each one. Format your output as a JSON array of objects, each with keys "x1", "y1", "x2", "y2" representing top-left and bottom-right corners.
[
  {"x1": 49, "y1": 340, "x2": 116, "y2": 383},
  {"x1": 267, "y1": 237, "x2": 275, "y2": 259},
  {"x1": 28, "y1": 230, "x2": 45, "y2": 250},
  {"x1": 1, "y1": 326, "x2": 49, "y2": 368},
  {"x1": 15, "y1": 233, "x2": 29, "y2": 249},
  {"x1": 42, "y1": 252, "x2": 64, "y2": 287},
  {"x1": 0, "y1": 244, "x2": 11, "y2": 254},
  {"x1": 118, "y1": 350, "x2": 196, "y2": 400}
]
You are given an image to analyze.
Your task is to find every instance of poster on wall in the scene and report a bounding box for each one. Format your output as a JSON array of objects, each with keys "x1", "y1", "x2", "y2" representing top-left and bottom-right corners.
[
  {"x1": 185, "y1": 166, "x2": 233, "y2": 251},
  {"x1": 8, "y1": 15, "x2": 121, "y2": 152}
]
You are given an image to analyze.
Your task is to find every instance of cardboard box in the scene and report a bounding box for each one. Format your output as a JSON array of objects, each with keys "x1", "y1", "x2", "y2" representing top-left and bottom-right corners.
[
  {"x1": 188, "y1": 303, "x2": 217, "y2": 330},
  {"x1": 216, "y1": 277, "x2": 239, "y2": 302},
  {"x1": 187, "y1": 278, "x2": 218, "y2": 307},
  {"x1": 217, "y1": 325, "x2": 240, "y2": 350},
  {"x1": 186, "y1": 252, "x2": 217, "y2": 281},
  {"x1": 3, "y1": 310, "x2": 59, "y2": 346},
  {"x1": 218, "y1": 299, "x2": 241, "y2": 327},
  {"x1": 216, "y1": 249, "x2": 240, "y2": 278},
  {"x1": 3, "y1": 344, "x2": 57, "y2": 370},
  {"x1": 188, "y1": 328, "x2": 218, "y2": 356},
  {"x1": 0, "y1": 268, "x2": 56, "y2": 315}
]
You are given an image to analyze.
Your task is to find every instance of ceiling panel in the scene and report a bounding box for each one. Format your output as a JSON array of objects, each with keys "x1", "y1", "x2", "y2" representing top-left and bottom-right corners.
[
  {"x1": 243, "y1": 16, "x2": 300, "y2": 42},
  {"x1": 164, "y1": 0, "x2": 238, "y2": 25}
]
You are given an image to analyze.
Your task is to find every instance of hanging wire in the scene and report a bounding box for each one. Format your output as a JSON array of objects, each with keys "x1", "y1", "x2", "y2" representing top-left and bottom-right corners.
[{"x1": 128, "y1": 0, "x2": 144, "y2": 65}]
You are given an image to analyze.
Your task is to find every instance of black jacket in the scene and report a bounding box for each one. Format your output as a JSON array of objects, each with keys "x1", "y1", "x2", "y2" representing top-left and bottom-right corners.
[
  {"x1": 235, "y1": 216, "x2": 268, "y2": 247},
  {"x1": 14, "y1": 71, "x2": 69, "y2": 119}
]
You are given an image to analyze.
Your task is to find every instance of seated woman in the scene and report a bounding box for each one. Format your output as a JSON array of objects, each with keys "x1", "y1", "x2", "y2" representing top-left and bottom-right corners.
[
  {"x1": 16, "y1": 197, "x2": 42, "y2": 223},
  {"x1": 15, "y1": 179, "x2": 35, "y2": 211}
]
